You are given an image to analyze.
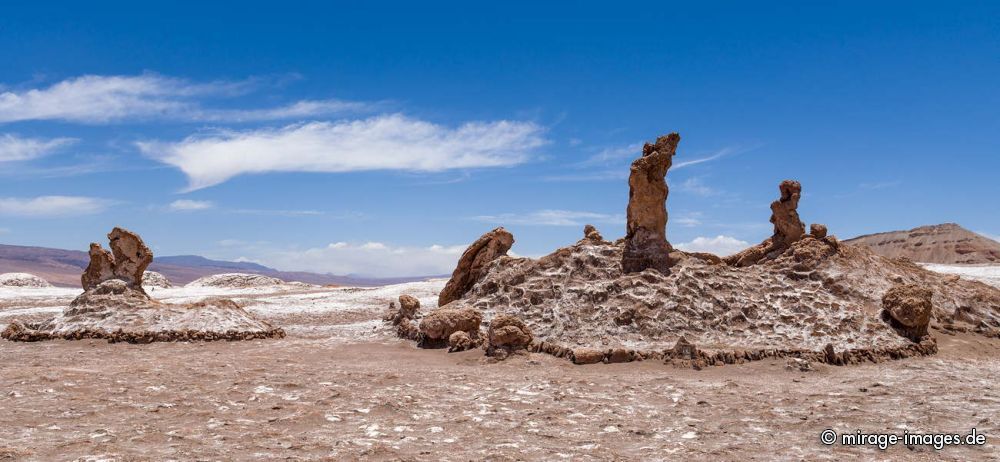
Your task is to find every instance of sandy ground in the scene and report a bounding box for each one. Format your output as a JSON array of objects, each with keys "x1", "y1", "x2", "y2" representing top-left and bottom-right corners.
[{"x1": 0, "y1": 267, "x2": 998, "y2": 461}]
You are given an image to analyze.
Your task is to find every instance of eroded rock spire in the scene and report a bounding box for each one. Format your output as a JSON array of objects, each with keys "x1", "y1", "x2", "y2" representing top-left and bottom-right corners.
[{"x1": 621, "y1": 133, "x2": 679, "y2": 274}]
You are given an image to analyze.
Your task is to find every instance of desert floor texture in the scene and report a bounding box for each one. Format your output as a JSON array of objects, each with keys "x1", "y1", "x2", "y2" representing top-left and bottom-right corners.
[{"x1": 1, "y1": 266, "x2": 998, "y2": 461}]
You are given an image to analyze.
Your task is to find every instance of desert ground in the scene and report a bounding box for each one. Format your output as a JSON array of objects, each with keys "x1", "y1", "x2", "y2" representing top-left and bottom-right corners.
[{"x1": 0, "y1": 265, "x2": 998, "y2": 461}]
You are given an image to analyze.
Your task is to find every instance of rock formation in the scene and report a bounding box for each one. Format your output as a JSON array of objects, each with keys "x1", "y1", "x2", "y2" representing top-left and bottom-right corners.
[
  {"x1": 486, "y1": 314, "x2": 533, "y2": 358},
  {"x1": 3, "y1": 228, "x2": 284, "y2": 343},
  {"x1": 0, "y1": 273, "x2": 52, "y2": 288},
  {"x1": 384, "y1": 294, "x2": 422, "y2": 341},
  {"x1": 881, "y1": 284, "x2": 933, "y2": 341},
  {"x1": 583, "y1": 224, "x2": 604, "y2": 242},
  {"x1": 448, "y1": 331, "x2": 476, "y2": 352},
  {"x1": 622, "y1": 133, "x2": 679, "y2": 274},
  {"x1": 142, "y1": 271, "x2": 172, "y2": 289},
  {"x1": 81, "y1": 227, "x2": 153, "y2": 291},
  {"x1": 810, "y1": 223, "x2": 828, "y2": 239},
  {"x1": 438, "y1": 227, "x2": 514, "y2": 306},
  {"x1": 725, "y1": 180, "x2": 808, "y2": 267},
  {"x1": 418, "y1": 307, "x2": 482, "y2": 348}
]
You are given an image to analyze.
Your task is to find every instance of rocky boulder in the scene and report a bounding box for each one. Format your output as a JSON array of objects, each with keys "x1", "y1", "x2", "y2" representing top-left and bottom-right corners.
[
  {"x1": 583, "y1": 224, "x2": 604, "y2": 242},
  {"x1": 448, "y1": 331, "x2": 477, "y2": 352},
  {"x1": 882, "y1": 284, "x2": 933, "y2": 341},
  {"x1": 622, "y1": 133, "x2": 679, "y2": 274},
  {"x1": 725, "y1": 180, "x2": 810, "y2": 267},
  {"x1": 438, "y1": 227, "x2": 514, "y2": 306},
  {"x1": 81, "y1": 227, "x2": 153, "y2": 291},
  {"x1": 486, "y1": 314, "x2": 533, "y2": 358},
  {"x1": 418, "y1": 307, "x2": 483, "y2": 348}
]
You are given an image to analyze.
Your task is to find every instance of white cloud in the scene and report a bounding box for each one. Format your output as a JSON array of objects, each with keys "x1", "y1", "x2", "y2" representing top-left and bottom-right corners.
[
  {"x1": 675, "y1": 177, "x2": 719, "y2": 197},
  {"x1": 473, "y1": 209, "x2": 622, "y2": 227},
  {"x1": 675, "y1": 235, "x2": 750, "y2": 256},
  {"x1": 0, "y1": 134, "x2": 77, "y2": 162},
  {"x1": 0, "y1": 74, "x2": 363, "y2": 124},
  {"x1": 258, "y1": 241, "x2": 467, "y2": 277},
  {"x1": 0, "y1": 195, "x2": 112, "y2": 216},
  {"x1": 139, "y1": 114, "x2": 547, "y2": 190},
  {"x1": 673, "y1": 147, "x2": 739, "y2": 170},
  {"x1": 168, "y1": 199, "x2": 214, "y2": 211}
]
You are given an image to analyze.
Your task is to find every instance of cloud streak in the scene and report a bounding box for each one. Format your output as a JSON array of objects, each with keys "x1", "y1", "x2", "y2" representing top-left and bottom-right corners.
[
  {"x1": 230, "y1": 241, "x2": 465, "y2": 277},
  {"x1": 168, "y1": 199, "x2": 214, "y2": 211},
  {"x1": 0, "y1": 195, "x2": 113, "y2": 217},
  {"x1": 0, "y1": 74, "x2": 365, "y2": 124},
  {"x1": 139, "y1": 114, "x2": 547, "y2": 190},
  {"x1": 0, "y1": 134, "x2": 77, "y2": 162}
]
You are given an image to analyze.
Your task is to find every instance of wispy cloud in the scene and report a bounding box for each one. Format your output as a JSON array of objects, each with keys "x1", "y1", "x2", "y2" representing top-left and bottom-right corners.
[
  {"x1": 547, "y1": 142, "x2": 752, "y2": 182},
  {"x1": 168, "y1": 199, "x2": 214, "y2": 211},
  {"x1": 0, "y1": 195, "x2": 113, "y2": 217},
  {"x1": 0, "y1": 134, "x2": 77, "y2": 162},
  {"x1": 222, "y1": 241, "x2": 465, "y2": 277},
  {"x1": 673, "y1": 147, "x2": 739, "y2": 170},
  {"x1": 859, "y1": 180, "x2": 902, "y2": 190},
  {"x1": 675, "y1": 235, "x2": 749, "y2": 256},
  {"x1": 139, "y1": 114, "x2": 547, "y2": 191},
  {"x1": 0, "y1": 74, "x2": 366, "y2": 124},
  {"x1": 472, "y1": 209, "x2": 622, "y2": 227}
]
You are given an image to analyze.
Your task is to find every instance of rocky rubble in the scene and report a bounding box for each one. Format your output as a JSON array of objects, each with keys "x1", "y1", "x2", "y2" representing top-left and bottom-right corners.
[
  {"x1": 2, "y1": 229, "x2": 284, "y2": 343},
  {"x1": 142, "y1": 271, "x2": 172, "y2": 289},
  {"x1": 407, "y1": 131, "x2": 1000, "y2": 368}
]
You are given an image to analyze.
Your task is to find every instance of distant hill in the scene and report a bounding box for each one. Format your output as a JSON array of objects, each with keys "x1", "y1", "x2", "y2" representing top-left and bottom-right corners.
[
  {"x1": 845, "y1": 223, "x2": 1000, "y2": 264},
  {"x1": 0, "y1": 244, "x2": 441, "y2": 287}
]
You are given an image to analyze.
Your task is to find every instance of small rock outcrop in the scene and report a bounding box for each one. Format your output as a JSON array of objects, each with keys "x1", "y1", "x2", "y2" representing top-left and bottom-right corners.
[
  {"x1": 384, "y1": 294, "x2": 422, "y2": 341},
  {"x1": 882, "y1": 284, "x2": 933, "y2": 341},
  {"x1": 725, "y1": 180, "x2": 809, "y2": 267},
  {"x1": 0, "y1": 273, "x2": 52, "y2": 288},
  {"x1": 583, "y1": 224, "x2": 604, "y2": 242},
  {"x1": 418, "y1": 307, "x2": 483, "y2": 348},
  {"x1": 448, "y1": 331, "x2": 477, "y2": 352},
  {"x1": 486, "y1": 314, "x2": 533, "y2": 358},
  {"x1": 622, "y1": 133, "x2": 679, "y2": 274},
  {"x1": 438, "y1": 227, "x2": 514, "y2": 306},
  {"x1": 142, "y1": 271, "x2": 172, "y2": 289},
  {"x1": 810, "y1": 223, "x2": 828, "y2": 239},
  {"x1": 81, "y1": 227, "x2": 153, "y2": 291}
]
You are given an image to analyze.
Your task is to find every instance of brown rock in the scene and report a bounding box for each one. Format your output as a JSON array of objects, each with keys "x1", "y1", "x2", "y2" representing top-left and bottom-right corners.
[
  {"x1": 607, "y1": 348, "x2": 634, "y2": 363},
  {"x1": 107, "y1": 227, "x2": 153, "y2": 289},
  {"x1": 583, "y1": 224, "x2": 604, "y2": 242},
  {"x1": 810, "y1": 223, "x2": 828, "y2": 239},
  {"x1": 448, "y1": 331, "x2": 476, "y2": 352},
  {"x1": 571, "y1": 348, "x2": 605, "y2": 365},
  {"x1": 725, "y1": 180, "x2": 809, "y2": 267},
  {"x1": 486, "y1": 314, "x2": 533, "y2": 357},
  {"x1": 82, "y1": 243, "x2": 115, "y2": 291},
  {"x1": 398, "y1": 294, "x2": 420, "y2": 318},
  {"x1": 438, "y1": 227, "x2": 514, "y2": 306},
  {"x1": 882, "y1": 284, "x2": 933, "y2": 341},
  {"x1": 671, "y1": 336, "x2": 699, "y2": 360},
  {"x1": 418, "y1": 307, "x2": 483, "y2": 348},
  {"x1": 622, "y1": 133, "x2": 679, "y2": 274}
]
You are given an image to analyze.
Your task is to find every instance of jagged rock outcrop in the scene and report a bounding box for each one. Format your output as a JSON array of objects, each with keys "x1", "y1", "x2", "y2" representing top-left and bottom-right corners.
[
  {"x1": 81, "y1": 227, "x2": 153, "y2": 291},
  {"x1": 583, "y1": 224, "x2": 604, "y2": 242},
  {"x1": 3, "y1": 228, "x2": 284, "y2": 344},
  {"x1": 82, "y1": 243, "x2": 116, "y2": 290},
  {"x1": 882, "y1": 284, "x2": 933, "y2": 341},
  {"x1": 438, "y1": 227, "x2": 514, "y2": 306},
  {"x1": 622, "y1": 133, "x2": 679, "y2": 274},
  {"x1": 384, "y1": 294, "x2": 422, "y2": 341},
  {"x1": 486, "y1": 314, "x2": 533, "y2": 358},
  {"x1": 725, "y1": 180, "x2": 809, "y2": 267},
  {"x1": 418, "y1": 307, "x2": 483, "y2": 348},
  {"x1": 810, "y1": 223, "x2": 828, "y2": 239}
]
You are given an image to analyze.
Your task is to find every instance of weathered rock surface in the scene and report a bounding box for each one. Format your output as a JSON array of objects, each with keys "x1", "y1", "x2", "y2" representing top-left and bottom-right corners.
[
  {"x1": 572, "y1": 348, "x2": 605, "y2": 365},
  {"x1": 108, "y1": 227, "x2": 153, "y2": 288},
  {"x1": 622, "y1": 133, "x2": 679, "y2": 274},
  {"x1": 810, "y1": 223, "x2": 828, "y2": 239},
  {"x1": 142, "y1": 271, "x2": 172, "y2": 289},
  {"x1": 725, "y1": 180, "x2": 809, "y2": 267},
  {"x1": 448, "y1": 331, "x2": 476, "y2": 352},
  {"x1": 187, "y1": 273, "x2": 287, "y2": 289},
  {"x1": 418, "y1": 307, "x2": 483, "y2": 348},
  {"x1": 438, "y1": 228, "x2": 514, "y2": 306},
  {"x1": 486, "y1": 314, "x2": 533, "y2": 358},
  {"x1": 3, "y1": 229, "x2": 285, "y2": 344},
  {"x1": 882, "y1": 283, "x2": 933, "y2": 341},
  {"x1": 0, "y1": 272, "x2": 52, "y2": 288},
  {"x1": 583, "y1": 224, "x2": 604, "y2": 242},
  {"x1": 82, "y1": 243, "x2": 116, "y2": 291}
]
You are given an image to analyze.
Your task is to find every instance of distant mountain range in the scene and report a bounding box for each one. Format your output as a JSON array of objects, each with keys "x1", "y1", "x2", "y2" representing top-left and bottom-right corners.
[
  {"x1": 846, "y1": 223, "x2": 1000, "y2": 264},
  {"x1": 0, "y1": 244, "x2": 443, "y2": 287}
]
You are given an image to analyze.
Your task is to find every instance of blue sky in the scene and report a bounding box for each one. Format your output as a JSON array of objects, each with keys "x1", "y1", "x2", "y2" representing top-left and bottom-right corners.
[{"x1": 1, "y1": 1, "x2": 998, "y2": 276}]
